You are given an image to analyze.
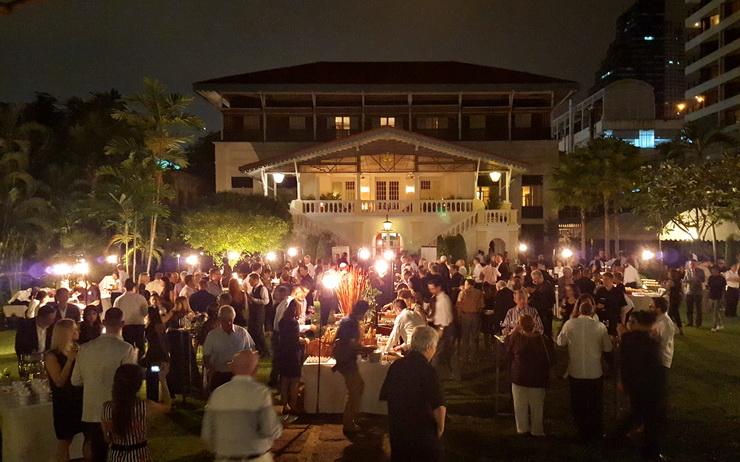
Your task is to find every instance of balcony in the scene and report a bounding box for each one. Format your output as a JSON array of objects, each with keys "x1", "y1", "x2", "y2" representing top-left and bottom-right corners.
[{"x1": 292, "y1": 199, "x2": 478, "y2": 216}]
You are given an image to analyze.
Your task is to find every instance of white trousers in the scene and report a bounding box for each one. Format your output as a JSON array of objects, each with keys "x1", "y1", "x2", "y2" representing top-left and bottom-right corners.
[
  {"x1": 511, "y1": 383, "x2": 546, "y2": 436},
  {"x1": 216, "y1": 453, "x2": 272, "y2": 462}
]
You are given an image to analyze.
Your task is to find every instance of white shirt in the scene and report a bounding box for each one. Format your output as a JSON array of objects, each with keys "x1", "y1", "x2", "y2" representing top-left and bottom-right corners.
[
  {"x1": 556, "y1": 316, "x2": 613, "y2": 379},
  {"x1": 145, "y1": 279, "x2": 166, "y2": 296},
  {"x1": 202, "y1": 375, "x2": 282, "y2": 458},
  {"x1": 432, "y1": 292, "x2": 453, "y2": 327},
  {"x1": 273, "y1": 297, "x2": 307, "y2": 331},
  {"x1": 723, "y1": 268, "x2": 739, "y2": 289},
  {"x1": 623, "y1": 264, "x2": 641, "y2": 286},
  {"x1": 99, "y1": 275, "x2": 120, "y2": 299},
  {"x1": 71, "y1": 333, "x2": 136, "y2": 422},
  {"x1": 179, "y1": 285, "x2": 197, "y2": 299},
  {"x1": 203, "y1": 326, "x2": 255, "y2": 372},
  {"x1": 384, "y1": 308, "x2": 427, "y2": 353},
  {"x1": 118, "y1": 269, "x2": 130, "y2": 285},
  {"x1": 113, "y1": 291, "x2": 149, "y2": 325},
  {"x1": 36, "y1": 324, "x2": 48, "y2": 352},
  {"x1": 472, "y1": 263, "x2": 484, "y2": 282},
  {"x1": 653, "y1": 312, "x2": 676, "y2": 368}
]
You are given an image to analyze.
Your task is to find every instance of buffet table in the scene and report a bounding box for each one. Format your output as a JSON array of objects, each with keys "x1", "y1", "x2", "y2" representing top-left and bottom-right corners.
[
  {"x1": 628, "y1": 291, "x2": 665, "y2": 311},
  {"x1": 302, "y1": 358, "x2": 390, "y2": 415},
  {"x1": 0, "y1": 389, "x2": 83, "y2": 461},
  {"x1": 2, "y1": 305, "x2": 27, "y2": 318}
]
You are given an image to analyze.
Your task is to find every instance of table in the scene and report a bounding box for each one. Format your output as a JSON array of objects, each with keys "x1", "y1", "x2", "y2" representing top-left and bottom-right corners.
[
  {"x1": 628, "y1": 292, "x2": 665, "y2": 311},
  {"x1": 2, "y1": 305, "x2": 27, "y2": 318},
  {"x1": 0, "y1": 391, "x2": 83, "y2": 461},
  {"x1": 302, "y1": 359, "x2": 389, "y2": 415}
]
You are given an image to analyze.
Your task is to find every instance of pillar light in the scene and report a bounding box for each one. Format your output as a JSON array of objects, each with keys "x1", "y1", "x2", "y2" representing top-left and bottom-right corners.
[
  {"x1": 185, "y1": 254, "x2": 199, "y2": 266},
  {"x1": 489, "y1": 171, "x2": 502, "y2": 182},
  {"x1": 272, "y1": 173, "x2": 285, "y2": 184}
]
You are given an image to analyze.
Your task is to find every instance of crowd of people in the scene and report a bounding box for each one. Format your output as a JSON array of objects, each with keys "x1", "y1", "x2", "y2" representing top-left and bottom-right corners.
[{"x1": 9, "y1": 246, "x2": 739, "y2": 461}]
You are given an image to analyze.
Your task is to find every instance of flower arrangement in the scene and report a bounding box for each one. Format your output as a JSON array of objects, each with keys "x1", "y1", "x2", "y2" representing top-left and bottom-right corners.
[{"x1": 335, "y1": 266, "x2": 376, "y2": 316}]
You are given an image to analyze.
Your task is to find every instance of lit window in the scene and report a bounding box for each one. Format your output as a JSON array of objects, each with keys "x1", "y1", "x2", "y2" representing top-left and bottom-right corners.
[
  {"x1": 289, "y1": 116, "x2": 306, "y2": 130},
  {"x1": 334, "y1": 116, "x2": 351, "y2": 130},
  {"x1": 420, "y1": 180, "x2": 432, "y2": 190},
  {"x1": 643, "y1": 35, "x2": 654, "y2": 41},
  {"x1": 710, "y1": 14, "x2": 719, "y2": 27},
  {"x1": 380, "y1": 116, "x2": 395, "y2": 127},
  {"x1": 635, "y1": 130, "x2": 655, "y2": 148},
  {"x1": 521, "y1": 185, "x2": 543, "y2": 207},
  {"x1": 600, "y1": 70, "x2": 613, "y2": 80},
  {"x1": 469, "y1": 115, "x2": 486, "y2": 129}
]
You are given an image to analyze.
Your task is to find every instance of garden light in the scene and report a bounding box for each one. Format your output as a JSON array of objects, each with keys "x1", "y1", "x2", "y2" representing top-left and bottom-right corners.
[
  {"x1": 321, "y1": 270, "x2": 340, "y2": 290},
  {"x1": 73, "y1": 260, "x2": 90, "y2": 275},
  {"x1": 641, "y1": 249, "x2": 655, "y2": 261},
  {"x1": 105, "y1": 254, "x2": 119, "y2": 265},
  {"x1": 50, "y1": 263, "x2": 72, "y2": 276},
  {"x1": 287, "y1": 247, "x2": 299, "y2": 258},
  {"x1": 374, "y1": 259, "x2": 389, "y2": 276},
  {"x1": 518, "y1": 243, "x2": 528, "y2": 253},
  {"x1": 185, "y1": 254, "x2": 199, "y2": 266},
  {"x1": 560, "y1": 248, "x2": 574, "y2": 259},
  {"x1": 227, "y1": 250, "x2": 240, "y2": 261},
  {"x1": 358, "y1": 247, "x2": 371, "y2": 261},
  {"x1": 265, "y1": 251, "x2": 277, "y2": 262},
  {"x1": 383, "y1": 249, "x2": 395, "y2": 261}
]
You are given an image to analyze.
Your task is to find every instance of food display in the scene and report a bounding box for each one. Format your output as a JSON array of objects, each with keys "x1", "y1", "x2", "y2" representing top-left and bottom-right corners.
[
  {"x1": 304, "y1": 356, "x2": 335, "y2": 365},
  {"x1": 361, "y1": 324, "x2": 377, "y2": 347}
]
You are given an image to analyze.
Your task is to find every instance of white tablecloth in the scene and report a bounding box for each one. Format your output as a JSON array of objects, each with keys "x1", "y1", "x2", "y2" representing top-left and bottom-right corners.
[
  {"x1": 628, "y1": 293, "x2": 665, "y2": 311},
  {"x1": 0, "y1": 392, "x2": 83, "y2": 462},
  {"x1": 2, "y1": 305, "x2": 27, "y2": 318},
  {"x1": 302, "y1": 359, "x2": 389, "y2": 415}
]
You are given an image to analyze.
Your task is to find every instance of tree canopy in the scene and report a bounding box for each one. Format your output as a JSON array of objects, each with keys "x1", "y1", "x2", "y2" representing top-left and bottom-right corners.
[{"x1": 181, "y1": 193, "x2": 291, "y2": 258}]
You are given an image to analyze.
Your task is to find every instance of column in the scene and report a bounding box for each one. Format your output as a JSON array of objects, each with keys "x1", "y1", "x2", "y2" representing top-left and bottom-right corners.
[
  {"x1": 503, "y1": 167, "x2": 512, "y2": 209},
  {"x1": 294, "y1": 161, "x2": 301, "y2": 200},
  {"x1": 261, "y1": 169, "x2": 268, "y2": 197}
]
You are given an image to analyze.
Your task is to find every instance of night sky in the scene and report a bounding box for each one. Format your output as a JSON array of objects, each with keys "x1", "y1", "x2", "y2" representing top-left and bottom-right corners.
[{"x1": 0, "y1": 0, "x2": 634, "y2": 128}]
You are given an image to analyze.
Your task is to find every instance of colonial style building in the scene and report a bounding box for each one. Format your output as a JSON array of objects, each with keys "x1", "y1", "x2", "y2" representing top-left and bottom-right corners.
[{"x1": 194, "y1": 62, "x2": 577, "y2": 256}]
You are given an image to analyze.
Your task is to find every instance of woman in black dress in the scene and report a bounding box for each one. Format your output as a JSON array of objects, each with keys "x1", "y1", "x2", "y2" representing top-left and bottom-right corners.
[
  {"x1": 44, "y1": 318, "x2": 83, "y2": 462},
  {"x1": 78, "y1": 305, "x2": 102, "y2": 344},
  {"x1": 558, "y1": 284, "x2": 580, "y2": 323},
  {"x1": 143, "y1": 306, "x2": 170, "y2": 366},
  {"x1": 664, "y1": 269, "x2": 684, "y2": 335},
  {"x1": 277, "y1": 299, "x2": 305, "y2": 419}
]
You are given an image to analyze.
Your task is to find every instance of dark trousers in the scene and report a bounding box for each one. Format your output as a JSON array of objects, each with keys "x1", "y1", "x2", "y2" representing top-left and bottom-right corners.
[
  {"x1": 389, "y1": 430, "x2": 441, "y2": 462},
  {"x1": 248, "y1": 306, "x2": 268, "y2": 357},
  {"x1": 616, "y1": 371, "x2": 666, "y2": 459},
  {"x1": 432, "y1": 325, "x2": 456, "y2": 379},
  {"x1": 668, "y1": 296, "x2": 683, "y2": 328},
  {"x1": 726, "y1": 287, "x2": 739, "y2": 317},
  {"x1": 269, "y1": 331, "x2": 280, "y2": 387},
  {"x1": 569, "y1": 376, "x2": 603, "y2": 442},
  {"x1": 686, "y1": 292, "x2": 703, "y2": 326},
  {"x1": 122, "y1": 324, "x2": 146, "y2": 360},
  {"x1": 83, "y1": 421, "x2": 108, "y2": 462},
  {"x1": 209, "y1": 371, "x2": 233, "y2": 394},
  {"x1": 538, "y1": 310, "x2": 553, "y2": 339}
]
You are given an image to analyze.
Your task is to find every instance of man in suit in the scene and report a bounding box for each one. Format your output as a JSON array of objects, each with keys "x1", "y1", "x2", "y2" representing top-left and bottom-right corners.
[
  {"x1": 15, "y1": 304, "x2": 56, "y2": 357},
  {"x1": 46, "y1": 287, "x2": 81, "y2": 322}
]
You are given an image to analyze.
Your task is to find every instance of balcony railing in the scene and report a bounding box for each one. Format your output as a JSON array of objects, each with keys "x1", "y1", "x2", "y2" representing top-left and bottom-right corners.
[
  {"x1": 293, "y1": 199, "x2": 477, "y2": 216},
  {"x1": 292, "y1": 199, "x2": 517, "y2": 224}
]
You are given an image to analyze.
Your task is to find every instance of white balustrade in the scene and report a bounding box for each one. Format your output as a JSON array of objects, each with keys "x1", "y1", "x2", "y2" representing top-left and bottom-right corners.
[{"x1": 293, "y1": 199, "x2": 477, "y2": 216}]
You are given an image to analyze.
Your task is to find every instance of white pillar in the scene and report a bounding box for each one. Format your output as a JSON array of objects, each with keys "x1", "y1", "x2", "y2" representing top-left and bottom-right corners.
[
  {"x1": 503, "y1": 167, "x2": 512, "y2": 209},
  {"x1": 294, "y1": 161, "x2": 301, "y2": 200},
  {"x1": 261, "y1": 169, "x2": 268, "y2": 197}
]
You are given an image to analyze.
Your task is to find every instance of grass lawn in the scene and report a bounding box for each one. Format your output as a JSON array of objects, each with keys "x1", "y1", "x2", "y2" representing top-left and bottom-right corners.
[{"x1": 1, "y1": 315, "x2": 738, "y2": 461}]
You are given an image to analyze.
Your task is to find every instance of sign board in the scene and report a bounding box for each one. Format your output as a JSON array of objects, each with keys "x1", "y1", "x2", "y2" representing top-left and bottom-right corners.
[{"x1": 420, "y1": 246, "x2": 438, "y2": 263}]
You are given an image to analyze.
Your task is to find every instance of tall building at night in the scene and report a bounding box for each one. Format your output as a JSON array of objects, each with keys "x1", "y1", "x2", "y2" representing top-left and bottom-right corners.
[
  {"x1": 684, "y1": 0, "x2": 740, "y2": 129},
  {"x1": 593, "y1": 0, "x2": 686, "y2": 120}
]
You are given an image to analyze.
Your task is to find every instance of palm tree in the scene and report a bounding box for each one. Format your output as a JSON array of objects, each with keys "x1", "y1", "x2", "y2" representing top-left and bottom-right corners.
[
  {"x1": 660, "y1": 120, "x2": 734, "y2": 162},
  {"x1": 551, "y1": 149, "x2": 600, "y2": 258},
  {"x1": 108, "y1": 78, "x2": 204, "y2": 274},
  {"x1": 0, "y1": 104, "x2": 53, "y2": 293}
]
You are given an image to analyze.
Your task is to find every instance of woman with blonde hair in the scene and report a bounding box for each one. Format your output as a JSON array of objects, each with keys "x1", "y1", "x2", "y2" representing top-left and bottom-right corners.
[{"x1": 44, "y1": 318, "x2": 83, "y2": 462}]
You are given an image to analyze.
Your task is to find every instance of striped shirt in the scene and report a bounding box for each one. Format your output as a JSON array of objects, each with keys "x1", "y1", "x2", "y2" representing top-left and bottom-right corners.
[
  {"x1": 102, "y1": 400, "x2": 149, "y2": 461},
  {"x1": 501, "y1": 305, "x2": 543, "y2": 335}
]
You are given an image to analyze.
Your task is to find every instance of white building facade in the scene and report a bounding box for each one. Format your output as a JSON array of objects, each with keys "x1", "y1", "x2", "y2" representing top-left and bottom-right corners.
[{"x1": 195, "y1": 62, "x2": 577, "y2": 257}]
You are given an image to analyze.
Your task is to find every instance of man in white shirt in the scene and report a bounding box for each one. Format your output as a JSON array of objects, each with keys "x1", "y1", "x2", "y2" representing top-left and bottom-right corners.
[
  {"x1": 71, "y1": 308, "x2": 136, "y2": 462},
  {"x1": 623, "y1": 258, "x2": 641, "y2": 289},
  {"x1": 384, "y1": 298, "x2": 426, "y2": 353},
  {"x1": 179, "y1": 274, "x2": 198, "y2": 299},
  {"x1": 204, "y1": 305, "x2": 255, "y2": 393},
  {"x1": 556, "y1": 299, "x2": 613, "y2": 443},
  {"x1": 113, "y1": 278, "x2": 149, "y2": 354},
  {"x1": 472, "y1": 257, "x2": 484, "y2": 283},
  {"x1": 99, "y1": 270, "x2": 120, "y2": 312},
  {"x1": 724, "y1": 263, "x2": 739, "y2": 317},
  {"x1": 429, "y1": 278, "x2": 455, "y2": 379},
  {"x1": 145, "y1": 272, "x2": 166, "y2": 296},
  {"x1": 202, "y1": 350, "x2": 282, "y2": 461},
  {"x1": 651, "y1": 297, "x2": 676, "y2": 370}
]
